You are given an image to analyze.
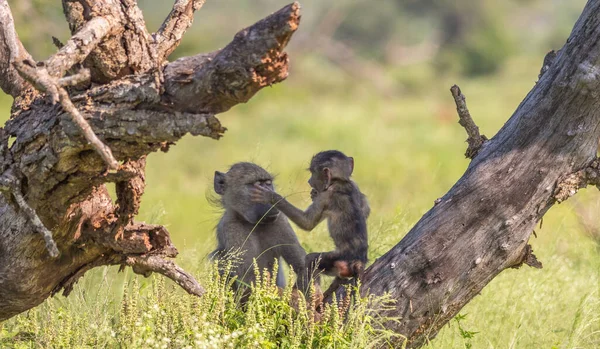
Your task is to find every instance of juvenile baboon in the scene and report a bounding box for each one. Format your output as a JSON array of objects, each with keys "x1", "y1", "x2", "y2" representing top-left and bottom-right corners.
[
  {"x1": 251, "y1": 150, "x2": 369, "y2": 298},
  {"x1": 210, "y1": 162, "x2": 311, "y2": 298}
]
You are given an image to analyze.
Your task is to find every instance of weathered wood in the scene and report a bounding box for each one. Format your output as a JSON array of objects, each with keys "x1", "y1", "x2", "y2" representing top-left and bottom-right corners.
[
  {"x1": 163, "y1": 3, "x2": 300, "y2": 114},
  {"x1": 356, "y1": 1, "x2": 600, "y2": 347},
  {"x1": 61, "y1": 0, "x2": 156, "y2": 84},
  {"x1": 2, "y1": 0, "x2": 598, "y2": 346},
  {"x1": 0, "y1": 0, "x2": 32, "y2": 97},
  {"x1": 154, "y1": 0, "x2": 206, "y2": 62},
  {"x1": 0, "y1": 0, "x2": 301, "y2": 321},
  {"x1": 450, "y1": 85, "x2": 487, "y2": 158},
  {"x1": 46, "y1": 16, "x2": 116, "y2": 79}
]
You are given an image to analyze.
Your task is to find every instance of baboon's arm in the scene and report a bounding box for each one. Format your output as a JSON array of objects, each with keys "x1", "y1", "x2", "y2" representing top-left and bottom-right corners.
[
  {"x1": 274, "y1": 197, "x2": 326, "y2": 231},
  {"x1": 251, "y1": 185, "x2": 327, "y2": 231}
]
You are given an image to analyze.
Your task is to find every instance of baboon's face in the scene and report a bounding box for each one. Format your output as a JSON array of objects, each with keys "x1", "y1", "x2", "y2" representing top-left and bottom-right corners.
[
  {"x1": 307, "y1": 168, "x2": 327, "y2": 192},
  {"x1": 214, "y1": 163, "x2": 280, "y2": 224}
]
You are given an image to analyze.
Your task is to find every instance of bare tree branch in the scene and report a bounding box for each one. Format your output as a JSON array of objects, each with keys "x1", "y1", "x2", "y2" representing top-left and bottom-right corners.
[
  {"x1": 58, "y1": 69, "x2": 90, "y2": 87},
  {"x1": 450, "y1": 85, "x2": 487, "y2": 159},
  {"x1": 62, "y1": 0, "x2": 155, "y2": 83},
  {"x1": 0, "y1": 0, "x2": 32, "y2": 97},
  {"x1": 154, "y1": 0, "x2": 206, "y2": 61},
  {"x1": 164, "y1": 1, "x2": 301, "y2": 114},
  {"x1": 46, "y1": 16, "x2": 116, "y2": 78},
  {"x1": 0, "y1": 1, "x2": 297, "y2": 322},
  {"x1": 14, "y1": 61, "x2": 119, "y2": 169},
  {"x1": 126, "y1": 255, "x2": 205, "y2": 297},
  {"x1": 56, "y1": 252, "x2": 207, "y2": 299},
  {"x1": 353, "y1": 1, "x2": 600, "y2": 346}
]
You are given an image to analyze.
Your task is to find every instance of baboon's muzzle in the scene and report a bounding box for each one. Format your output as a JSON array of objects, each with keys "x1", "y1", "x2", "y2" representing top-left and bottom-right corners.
[{"x1": 254, "y1": 203, "x2": 280, "y2": 224}]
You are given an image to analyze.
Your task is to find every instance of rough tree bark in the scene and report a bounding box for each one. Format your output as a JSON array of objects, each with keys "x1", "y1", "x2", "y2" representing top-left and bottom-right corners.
[
  {"x1": 1, "y1": 0, "x2": 599, "y2": 348},
  {"x1": 0, "y1": 0, "x2": 300, "y2": 321},
  {"x1": 353, "y1": 0, "x2": 600, "y2": 347}
]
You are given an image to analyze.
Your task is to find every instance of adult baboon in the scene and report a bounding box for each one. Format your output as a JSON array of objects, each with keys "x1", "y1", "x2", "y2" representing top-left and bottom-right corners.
[{"x1": 211, "y1": 162, "x2": 311, "y2": 298}]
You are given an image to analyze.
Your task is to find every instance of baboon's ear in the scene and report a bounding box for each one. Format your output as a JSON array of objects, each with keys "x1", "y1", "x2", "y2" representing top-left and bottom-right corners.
[
  {"x1": 347, "y1": 157, "x2": 354, "y2": 176},
  {"x1": 323, "y1": 167, "x2": 332, "y2": 188},
  {"x1": 214, "y1": 171, "x2": 226, "y2": 195}
]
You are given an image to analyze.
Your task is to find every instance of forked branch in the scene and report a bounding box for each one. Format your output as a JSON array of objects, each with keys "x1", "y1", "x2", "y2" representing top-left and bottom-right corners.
[
  {"x1": 9, "y1": 9, "x2": 121, "y2": 170},
  {"x1": 14, "y1": 61, "x2": 119, "y2": 169},
  {"x1": 7, "y1": 5, "x2": 119, "y2": 170}
]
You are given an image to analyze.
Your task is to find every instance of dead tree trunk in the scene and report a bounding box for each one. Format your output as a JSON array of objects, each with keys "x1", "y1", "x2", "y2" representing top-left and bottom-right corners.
[
  {"x1": 2, "y1": 0, "x2": 599, "y2": 347},
  {"x1": 354, "y1": 0, "x2": 600, "y2": 347},
  {"x1": 0, "y1": 0, "x2": 300, "y2": 321}
]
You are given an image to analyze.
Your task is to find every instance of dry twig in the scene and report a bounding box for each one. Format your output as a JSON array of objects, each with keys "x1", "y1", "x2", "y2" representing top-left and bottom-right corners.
[
  {"x1": 450, "y1": 85, "x2": 488, "y2": 159},
  {"x1": 0, "y1": 170, "x2": 59, "y2": 258},
  {"x1": 14, "y1": 61, "x2": 119, "y2": 169}
]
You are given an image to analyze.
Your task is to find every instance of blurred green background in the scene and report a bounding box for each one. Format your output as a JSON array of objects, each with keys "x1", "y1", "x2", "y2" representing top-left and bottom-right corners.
[{"x1": 2, "y1": 0, "x2": 599, "y2": 347}]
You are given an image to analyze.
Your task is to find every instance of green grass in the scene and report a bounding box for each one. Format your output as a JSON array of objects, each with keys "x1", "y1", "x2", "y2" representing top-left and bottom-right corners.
[
  {"x1": 1, "y1": 55, "x2": 599, "y2": 348},
  {"x1": 0, "y1": 262, "x2": 403, "y2": 349}
]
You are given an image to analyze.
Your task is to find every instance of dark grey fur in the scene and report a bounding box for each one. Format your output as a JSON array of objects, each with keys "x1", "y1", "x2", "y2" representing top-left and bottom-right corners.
[
  {"x1": 211, "y1": 162, "x2": 310, "y2": 298},
  {"x1": 251, "y1": 151, "x2": 369, "y2": 298}
]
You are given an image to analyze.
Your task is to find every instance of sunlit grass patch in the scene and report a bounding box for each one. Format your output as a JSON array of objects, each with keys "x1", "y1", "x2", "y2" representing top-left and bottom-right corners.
[{"x1": 0, "y1": 261, "x2": 403, "y2": 349}]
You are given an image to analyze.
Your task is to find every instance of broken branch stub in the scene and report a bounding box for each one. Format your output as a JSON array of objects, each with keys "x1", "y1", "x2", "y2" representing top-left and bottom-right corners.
[
  {"x1": 450, "y1": 85, "x2": 487, "y2": 159},
  {"x1": 554, "y1": 158, "x2": 600, "y2": 202},
  {"x1": 164, "y1": 2, "x2": 301, "y2": 114}
]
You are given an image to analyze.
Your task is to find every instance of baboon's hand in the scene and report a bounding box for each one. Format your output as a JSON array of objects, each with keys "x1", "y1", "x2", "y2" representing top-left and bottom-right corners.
[
  {"x1": 310, "y1": 188, "x2": 318, "y2": 201},
  {"x1": 251, "y1": 184, "x2": 280, "y2": 204}
]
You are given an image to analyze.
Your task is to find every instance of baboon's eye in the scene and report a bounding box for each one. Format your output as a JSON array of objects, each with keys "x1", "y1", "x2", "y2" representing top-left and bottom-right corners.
[
  {"x1": 265, "y1": 180, "x2": 272, "y2": 186},
  {"x1": 253, "y1": 181, "x2": 261, "y2": 186}
]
